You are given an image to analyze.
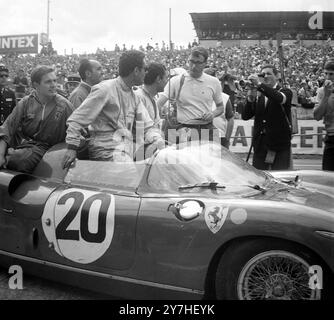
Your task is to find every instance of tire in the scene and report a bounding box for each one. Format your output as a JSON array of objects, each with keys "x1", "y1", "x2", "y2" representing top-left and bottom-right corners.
[{"x1": 215, "y1": 239, "x2": 332, "y2": 300}]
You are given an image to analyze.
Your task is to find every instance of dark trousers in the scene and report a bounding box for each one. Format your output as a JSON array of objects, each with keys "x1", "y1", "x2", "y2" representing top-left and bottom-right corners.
[
  {"x1": 6, "y1": 144, "x2": 47, "y2": 174},
  {"x1": 323, "y1": 135, "x2": 334, "y2": 171},
  {"x1": 253, "y1": 136, "x2": 291, "y2": 171}
]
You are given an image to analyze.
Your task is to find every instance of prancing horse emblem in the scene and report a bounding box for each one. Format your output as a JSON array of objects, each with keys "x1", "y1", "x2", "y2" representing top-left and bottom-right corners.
[{"x1": 205, "y1": 206, "x2": 229, "y2": 234}]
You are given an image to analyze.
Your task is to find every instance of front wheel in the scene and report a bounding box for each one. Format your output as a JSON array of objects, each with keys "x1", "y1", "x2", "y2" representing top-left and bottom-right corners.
[{"x1": 215, "y1": 239, "x2": 331, "y2": 300}]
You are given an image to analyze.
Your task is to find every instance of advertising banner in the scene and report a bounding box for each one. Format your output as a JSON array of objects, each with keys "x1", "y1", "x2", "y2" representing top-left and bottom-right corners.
[
  {"x1": 230, "y1": 120, "x2": 325, "y2": 155},
  {"x1": 0, "y1": 34, "x2": 39, "y2": 54}
]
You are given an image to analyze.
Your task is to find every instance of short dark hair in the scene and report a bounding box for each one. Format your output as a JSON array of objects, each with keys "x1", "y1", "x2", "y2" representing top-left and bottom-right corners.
[
  {"x1": 261, "y1": 64, "x2": 279, "y2": 76},
  {"x1": 31, "y1": 65, "x2": 54, "y2": 85},
  {"x1": 191, "y1": 46, "x2": 208, "y2": 62},
  {"x1": 78, "y1": 59, "x2": 92, "y2": 81},
  {"x1": 144, "y1": 63, "x2": 166, "y2": 85},
  {"x1": 119, "y1": 50, "x2": 145, "y2": 77},
  {"x1": 203, "y1": 67, "x2": 216, "y2": 77},
  {"x1": 324, "y1": 60, "x2": 334, "y2": 71}
]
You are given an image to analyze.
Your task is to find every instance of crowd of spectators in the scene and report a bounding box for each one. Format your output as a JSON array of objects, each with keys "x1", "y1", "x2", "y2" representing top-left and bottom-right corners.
[
  {"x1": 199, "y1": 31, "x2": 332, "y2": 41},
  {"x1": 1, "y1": 42, "x2": 333, "y2": 112}
]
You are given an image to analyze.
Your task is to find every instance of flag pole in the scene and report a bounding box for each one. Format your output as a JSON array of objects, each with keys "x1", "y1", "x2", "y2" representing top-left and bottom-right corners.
[
  {"x1": 165, "y1": 8, "x2": 173, "y2": 138},
  {"x1": 47, "y1": 0, "x2": 50, "y2": 42}
]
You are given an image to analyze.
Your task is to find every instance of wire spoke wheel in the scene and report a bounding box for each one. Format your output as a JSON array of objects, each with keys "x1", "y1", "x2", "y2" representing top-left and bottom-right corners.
[{"x1": 237, "y1": 250, "x2": 320, "y2": 300}]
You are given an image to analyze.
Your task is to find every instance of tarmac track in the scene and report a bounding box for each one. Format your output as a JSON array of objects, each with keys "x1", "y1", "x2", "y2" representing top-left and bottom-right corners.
[{"x1": 0, "y1": 266, "x2": 116, "y2": 300}]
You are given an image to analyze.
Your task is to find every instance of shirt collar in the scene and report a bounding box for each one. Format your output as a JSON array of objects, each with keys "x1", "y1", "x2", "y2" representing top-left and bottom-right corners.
[
  {"x1": 117, "y1": 77, "x2": 133, "y2": 92},
  {"x1": 186, "y1": 72, "x2": 205, "y2": 82},
  {"x1": 30, "y1": 90, "x2": 56, "y2": 105},
  {"x1": 81, "y1": 81, "x2": 92, "y2": 90}
]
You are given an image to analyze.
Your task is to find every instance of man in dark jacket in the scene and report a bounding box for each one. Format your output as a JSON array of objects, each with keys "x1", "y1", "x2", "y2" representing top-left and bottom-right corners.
[
  {"x1": 242, "y1": 65, "x2": 293, "y2": 170},
  {"x1": 0, "y1": 66, "x2": 73, "y2": 173}
]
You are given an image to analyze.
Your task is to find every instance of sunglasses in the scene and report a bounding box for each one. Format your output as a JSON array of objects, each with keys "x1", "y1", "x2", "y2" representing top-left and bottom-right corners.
[
  {"x1": 325, "y1": 72, "x2": 334, "y2": 76},
  {"x1": 0, "y1": 74, "x2": 9, "y2": 78}
]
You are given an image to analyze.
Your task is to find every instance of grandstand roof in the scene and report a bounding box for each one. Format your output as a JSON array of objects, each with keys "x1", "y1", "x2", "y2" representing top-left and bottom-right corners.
[{"x1": 190, "y1": 11, "x2": 334, "y2": 33}]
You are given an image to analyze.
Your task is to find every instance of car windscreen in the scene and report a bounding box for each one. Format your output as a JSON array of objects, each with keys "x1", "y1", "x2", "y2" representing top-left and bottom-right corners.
[
  {"x1": 65, "y1": 160, "x2": 146, "y2": 190},
  {"x1": 147, "y1": 142, "x2": 268, "y2": 192}
]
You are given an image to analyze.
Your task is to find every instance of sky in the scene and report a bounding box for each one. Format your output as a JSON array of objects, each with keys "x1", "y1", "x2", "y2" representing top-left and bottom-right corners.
[{"x1": 0, "y1": 0, "x2": 333, "y2": 54}]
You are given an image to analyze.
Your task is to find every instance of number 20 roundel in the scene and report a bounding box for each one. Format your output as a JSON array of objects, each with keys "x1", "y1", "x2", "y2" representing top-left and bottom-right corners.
[{"x1": 42, "y1": 188, "x2": 115, "y2": 264}]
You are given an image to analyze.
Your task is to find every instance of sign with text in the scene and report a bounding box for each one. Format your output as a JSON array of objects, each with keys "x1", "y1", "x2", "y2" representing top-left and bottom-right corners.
[
  {"x1": 0, "y1": 34, "x2": 38, "y2": 54},
  {"x1": 230, "y1": 120, "x2": 325, "y2": 155}
]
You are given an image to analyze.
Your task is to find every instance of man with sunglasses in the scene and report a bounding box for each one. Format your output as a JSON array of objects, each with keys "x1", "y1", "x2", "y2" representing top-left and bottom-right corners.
[
  {"x1": 0, "y1": 65, "x2": 16, "y2": 125},
  {"x1": 242, "y1": 65, "x2": 293, "y2": 170},
  {"x1": 314, "y1": 61, "x2": 334, "y2": 171},
  {"x1": 157, "y1": 46, "x2": 224, "y2": 143}
]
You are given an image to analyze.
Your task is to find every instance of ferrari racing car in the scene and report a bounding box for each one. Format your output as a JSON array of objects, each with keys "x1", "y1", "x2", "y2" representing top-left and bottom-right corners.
[{"x1": 0, "y1": 141, "x2": 333, "y2": 300}]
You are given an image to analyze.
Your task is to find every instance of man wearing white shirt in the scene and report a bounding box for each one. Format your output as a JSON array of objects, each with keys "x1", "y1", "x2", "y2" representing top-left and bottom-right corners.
[{"x1": 157, "y1": 47, "x2": 224, "y2": 143}]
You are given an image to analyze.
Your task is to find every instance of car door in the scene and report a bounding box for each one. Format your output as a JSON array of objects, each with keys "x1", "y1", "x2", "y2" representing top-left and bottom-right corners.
[
  {"x1": 135, "y1": 194, "x2": 207, "y2": 283},
  {"x1": 41, "y1": 161, "x2": 142, "y2": 272}
]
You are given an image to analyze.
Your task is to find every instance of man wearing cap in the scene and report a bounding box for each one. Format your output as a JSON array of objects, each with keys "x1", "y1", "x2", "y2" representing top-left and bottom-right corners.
[
  {"x1": 314, "y1": 60, "x2": 334, "y2": 171},
  {"x1": 157, "y1": 46, "x2": 224, "y2": 143},
  {"x1": 69, "y1": 59, "x2": 103, "y2": 110},
  {"x1": 62, "y1": 50, "x2": 165, "y2": 168},
  {"x1": 0, "y1": 65, "x2": 73, "y2": 173},
  {"x1": 0, "y1": 65, "x2": 16, "y2": 125},
  {"x1": 65, "y1": 74, "x2": 81, "y2": 97}
]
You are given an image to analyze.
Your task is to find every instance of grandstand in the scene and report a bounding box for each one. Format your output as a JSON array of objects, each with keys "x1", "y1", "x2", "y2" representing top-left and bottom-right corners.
[{"x1": 190, "y1": 11, "x2": 334, "y2": 48}]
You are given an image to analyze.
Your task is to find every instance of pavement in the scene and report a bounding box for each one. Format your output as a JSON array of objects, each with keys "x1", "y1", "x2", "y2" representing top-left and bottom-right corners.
[{"x1": 0, "y1": 266, "x2": 114, "y2": 300}]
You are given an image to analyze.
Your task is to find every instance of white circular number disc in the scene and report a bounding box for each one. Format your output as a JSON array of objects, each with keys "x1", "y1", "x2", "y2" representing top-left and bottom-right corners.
[{"x1": 43, "y1": 188, "x2": 115, "y2": 264}]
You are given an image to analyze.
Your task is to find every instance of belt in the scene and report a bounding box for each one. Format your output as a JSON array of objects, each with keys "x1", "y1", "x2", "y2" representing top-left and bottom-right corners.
[{"x1": 178, "y1": 123, "x2": 213, "y2": 129}]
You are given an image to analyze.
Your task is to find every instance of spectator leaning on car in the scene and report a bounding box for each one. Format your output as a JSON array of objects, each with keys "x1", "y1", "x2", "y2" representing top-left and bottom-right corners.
[
  {"x1": 242, "y1": 65, "x2": 293, "y2": 170},
  {"x1": 314, "y1": 60, "x2": 334, "y2": 171},
  {"x1": 0, "y1": 65, "x2": 16, "y2": 125},
  {"x1": 62, "y1": 50, "x2": 165, "y2": 169},
  {"x1": 0, "y1": 65, "x2": 73, "y2": 173}
]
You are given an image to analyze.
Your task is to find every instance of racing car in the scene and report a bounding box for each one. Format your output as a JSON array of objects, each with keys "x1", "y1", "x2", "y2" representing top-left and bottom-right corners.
[{"x1": 0, "y1": 141, "x2": 333, "y2": 300}]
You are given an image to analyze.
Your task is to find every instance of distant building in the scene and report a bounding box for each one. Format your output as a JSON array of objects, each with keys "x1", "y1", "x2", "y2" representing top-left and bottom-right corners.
[{"x1": 190, "y1": 11, "x2": 334, "y2": 48}]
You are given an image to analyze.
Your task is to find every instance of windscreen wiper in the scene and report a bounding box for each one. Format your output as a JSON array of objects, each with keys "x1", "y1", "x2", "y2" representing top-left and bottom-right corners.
[
  {"x1": 179, "y1": 182, "x2": 226, "y2": 191},
  {"x1": 248, "y1": 184, "x2": 267, "y2": 193},
  {"x1": 179, "y1": 182, "x2": 267, "y2": 193},
  {"x1": 280, "y1": 175, "x2": 302, "y2": 187}
]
